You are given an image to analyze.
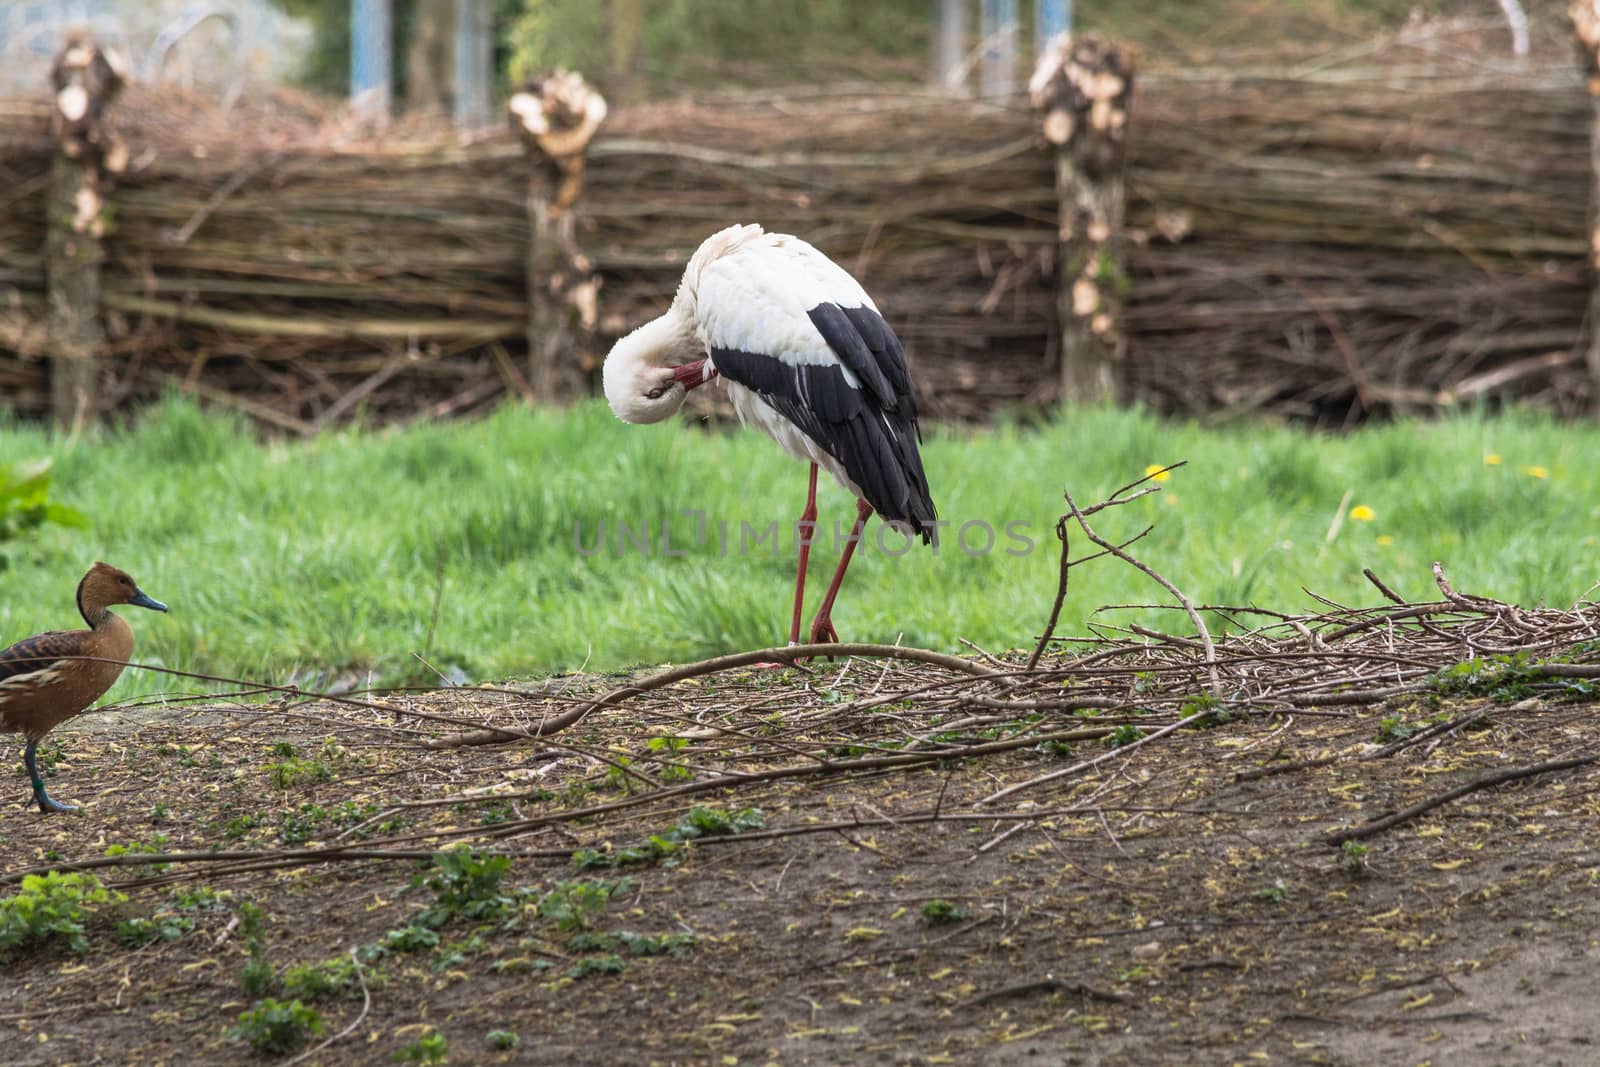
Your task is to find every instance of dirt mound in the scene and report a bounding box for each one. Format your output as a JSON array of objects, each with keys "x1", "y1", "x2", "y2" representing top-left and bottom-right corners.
[{"x1": 5, "y1": 542, "x2": 1600, "y2": 1063}]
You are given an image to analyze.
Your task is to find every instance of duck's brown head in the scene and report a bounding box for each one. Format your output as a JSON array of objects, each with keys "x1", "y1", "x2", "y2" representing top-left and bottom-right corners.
[{"x1": 76, "y1": 562, "x2": 168, "y2": 625}]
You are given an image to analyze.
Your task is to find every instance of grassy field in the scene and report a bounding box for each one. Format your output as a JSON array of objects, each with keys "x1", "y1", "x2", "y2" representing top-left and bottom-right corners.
[{"x1": 0, "y1": 398, "x2": 1596, "y2": 700}]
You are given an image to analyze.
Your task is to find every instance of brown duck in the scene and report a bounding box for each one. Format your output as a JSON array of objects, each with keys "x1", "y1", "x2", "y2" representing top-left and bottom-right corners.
[{"x1": 1, "y1": 562, "x2": 167, "y2": 813}]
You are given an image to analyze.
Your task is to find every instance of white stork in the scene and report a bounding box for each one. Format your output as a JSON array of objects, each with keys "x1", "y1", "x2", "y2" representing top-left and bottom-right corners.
[{"x1": 603, "y1": 223, "x2": 937, "y2": 646}]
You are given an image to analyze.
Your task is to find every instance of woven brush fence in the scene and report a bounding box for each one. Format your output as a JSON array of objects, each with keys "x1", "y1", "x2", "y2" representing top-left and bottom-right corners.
[
  {"x1": 0, "y1": 46, "x2": 1594, "y2": 427},
  {"x1": 1126, "y1": 63, "x2": 1593, "y2": 422},
  {"x1": 0, "y1": 100, "x2": 52, "y2": 405}
]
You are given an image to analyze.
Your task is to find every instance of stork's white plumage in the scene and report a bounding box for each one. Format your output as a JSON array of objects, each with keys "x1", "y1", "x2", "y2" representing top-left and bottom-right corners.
[{"x1": 603, "y1": 223, "x2": 937, "y2": 646}]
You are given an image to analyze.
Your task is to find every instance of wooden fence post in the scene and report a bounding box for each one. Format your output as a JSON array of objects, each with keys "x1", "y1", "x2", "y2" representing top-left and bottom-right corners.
[
  {"x1": 46, "y1": 33, "x2": 126, "y2": 430},
  {"x1": 508, "y1": 72, "x2": 607, "y2": 403},
  {"x1": 1029, "y1": 34, "x2": 1134, "y2": 406},
  {"x1": 1572, "y1": 2, "x2": 1600, "y2": 409}
]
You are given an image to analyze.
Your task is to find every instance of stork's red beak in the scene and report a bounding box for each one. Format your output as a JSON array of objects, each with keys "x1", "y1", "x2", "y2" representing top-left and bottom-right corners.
[{"x1": 672, "y1": 360, "x2": 715, "y2": 390}]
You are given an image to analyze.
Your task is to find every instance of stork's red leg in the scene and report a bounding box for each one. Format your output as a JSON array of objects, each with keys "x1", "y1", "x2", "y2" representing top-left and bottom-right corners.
[
  {"x1": 789, "y1": 463, "x2": 821, "y2": 645},
  {"x1": 809, "y1": 497, "x2": 874, "y2": 645}
]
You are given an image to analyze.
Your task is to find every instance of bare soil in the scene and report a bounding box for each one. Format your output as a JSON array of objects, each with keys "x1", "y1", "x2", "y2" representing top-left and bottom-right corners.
[{"x1": 3, "y1": 624, "x2": 1600, "y2": 1066}]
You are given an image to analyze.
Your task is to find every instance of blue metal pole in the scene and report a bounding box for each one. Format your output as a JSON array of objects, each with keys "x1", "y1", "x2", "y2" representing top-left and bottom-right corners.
[
  {"x1": 454, "y1": 0, "x2": 491, "y2": 128},
  {"x1": 350, "y1": 0, "x2": 391, "y2": 119},
  {"x1": 980, "y1": 0, "x2": 1017, "y2": 97},
  {"x1": 1036, "y1": 0, "x2": 1070, "y2": 51},
  {"x1": 931, "y1": 0, "x2": 968, "y2": 93}
]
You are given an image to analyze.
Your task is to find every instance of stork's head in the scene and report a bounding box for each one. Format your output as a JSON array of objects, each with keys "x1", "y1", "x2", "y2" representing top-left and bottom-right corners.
[{"x1": 602, "y1": 308, "x2": 705, "y2": 425}]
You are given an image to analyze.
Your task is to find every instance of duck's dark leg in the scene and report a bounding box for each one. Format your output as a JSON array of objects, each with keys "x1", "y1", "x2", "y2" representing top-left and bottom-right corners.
[
  {"x1": 24, "y1": 739, "x2": 78, "y2": 814},
  {"x1": 808, "y1": 498, "x2": 874, "y2": 645}
]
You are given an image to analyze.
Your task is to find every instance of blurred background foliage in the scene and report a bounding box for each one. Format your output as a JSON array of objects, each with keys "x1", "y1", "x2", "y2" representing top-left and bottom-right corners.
[
  {"x1": 272, "y1": 0, "x2": 1572, "y2": 111},
  {"x1": 505, "y1": 0, "x2": 930, "y2": 98}
]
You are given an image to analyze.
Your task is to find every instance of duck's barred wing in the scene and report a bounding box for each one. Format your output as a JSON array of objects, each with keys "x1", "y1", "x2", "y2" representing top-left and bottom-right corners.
[{"x1": 0, "y1": 631, "x2": 75, "y2": 685}]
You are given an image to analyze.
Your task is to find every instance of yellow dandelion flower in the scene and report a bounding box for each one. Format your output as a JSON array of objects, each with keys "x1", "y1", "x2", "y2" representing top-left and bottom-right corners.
[
  {"x1": 1483, "y1": 453, "x2": 1501, "y2": 466},
  {"x1": 1524, "y1": 465, "x2": 1549, "y2": 479},
  {"x1": 1144, "y1": 464, "x2": 1171, "y2": 483},
  {"x1": 1348, "y1": 505, "x2": 1375, "y2": 522},
  {"x1": 1376, "y1": 535, "x2": 1394, "y2": 546}
]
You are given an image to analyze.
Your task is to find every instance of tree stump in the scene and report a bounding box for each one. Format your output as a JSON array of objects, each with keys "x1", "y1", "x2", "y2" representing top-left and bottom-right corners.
[
  {"x1": 1029, "y1": 34, "x2": 1134, "y2": 406},
  {"x1": 47, "y1": 34, "x2": 126, "y2": 430},
  {"x1": 508, "y1": 72, "x2": 607, "y2": 403},
  {"x1": 1572, "y1": 1, "x2": 1600, "y2": 410}
]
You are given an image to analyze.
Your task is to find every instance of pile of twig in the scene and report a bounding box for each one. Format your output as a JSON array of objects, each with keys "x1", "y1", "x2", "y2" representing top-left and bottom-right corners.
[{"x1": 0, "y1": 26, "x2": 1593, "y2": 426}]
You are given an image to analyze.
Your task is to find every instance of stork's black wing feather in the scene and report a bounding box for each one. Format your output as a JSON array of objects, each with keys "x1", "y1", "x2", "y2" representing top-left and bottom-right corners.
[{"x1": 713, "y1": 301, "x2": 935, "y2": 540}]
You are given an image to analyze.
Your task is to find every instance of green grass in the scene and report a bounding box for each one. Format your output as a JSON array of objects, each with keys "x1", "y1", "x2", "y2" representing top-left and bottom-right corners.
[{"x1": 0, "y1": 397, "x2": 1595, "y2": 702}]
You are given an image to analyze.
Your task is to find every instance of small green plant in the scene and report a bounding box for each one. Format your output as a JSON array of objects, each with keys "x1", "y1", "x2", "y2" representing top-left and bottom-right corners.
[
  {"x1": 241, "y1": 956, "x2": 275, "y2": 996},
  {"x1": 174, "y1": 886, "x2": 233, "y2": 912},
  {"x1": 269, "y1": 801, "x2": 376, "y2": 845},
  {"x1": 276, "y1": 805, "x2": 328, "y2": 845},
  {"x1": 361, "y1": 924, "x2": 441, "y2": 959},
  {"x1": 231, "y1": 998, "x2": 325, "y2": 1056},
  {"x1": 571, "y1": 807, "x2": 764, "y2": 871},
  {"x1": 1339, "y1": 840, "x2": 1369, "y2": 876},
  {"x1": 415, "y1": 850, "x2": 515, "y2": 929},
  {"x1": 266, "y1": 755, "x2": 333, "y2": 790},
  {"x1": 223, "y1": 813, "x2": 267, "y2": 839},
  {"x1": 646, "y1": 736, "x2": 695, "y2": 781},
  {"x1": 1255, "y1": 881, "x2": 1292, "y2": 904},
  {"x1": 1426, "y1": 653, "x2": 1573, "y2": 703},
  {"x1": 603, "y1": 755, "x2": 645, "y2": 794},
  {"x1": 920, "y1": 899, "x2": 968, "y2": 926},
  {"x1": 487, "y1": 1029, "x2": 520, "y2": 1050},
  {"x1": 0, "y1": 872, "x2": 123, "y2": 960},
  {"x1": 237, "y1": 902, "x2": 275, "y2": 996},
  {"x1": 566, "y1": 930, "x2": 696, "y2": 957},
  {"x1": 572, "y1": 838, "x2": 682, "y2": 871},
  {"x1": 673, "y1": 806, "x2": 764, "y2": 839},
  {"x1": 1179, "y1": 693, "x2": 1235, "y2": 728},
  {"x1": 117, "y1": 913, "x2": 195, "y2": 948},
  {"x1": 1108, "y1": 724, "x2": 1143, "y2": 748},
  {"x1": 619, "y1": 930, "x2": 696, "y2": 957},
  {"x1": 473, "y1": 802, "x2": 514, "y2": 826},
  {"x1": 430, "y1": 934, "x2": 487, "y2": 974},
  {"x1": 393, "y1": 1031, "x2": 447, "y2": 1063},
  {"x1": 280, "y1": 956, "x2": 371, "y2": 1001},
  {"x1": 536, "y1": 879, "x2": 631, "y2": 934},
  {"x1": 104, "y1": 833, "x2": 172, "y2": 872},
  {"x1": 567, "y1": 953, "x2": 626, "y2": 979},
  {"x1": 1375, "y1": 715, "x2": 1420, "y2": 743}
]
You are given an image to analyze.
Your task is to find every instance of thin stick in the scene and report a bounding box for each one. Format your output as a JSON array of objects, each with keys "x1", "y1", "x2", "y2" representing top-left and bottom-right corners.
[
  {"x1": 1362, "y1": 568, "x2": 1408, "y2": 605},
  {"x1": 1321, "y1": 754, "x2": 1599, "y2": 845},
  {"x1": 1027, "y1": 516, "x2": 1071, "y2": 671},
  {"x1": 426, "y1": 642, "x2": 1008, "y2": 747},
  {"x1": 975, "y1": 717, "x2": 1190, "y2": 807},
  {"x1": 1325, "y1": 488, "x2": 1355, "y2": 543},
  {"x1": 966, "y1": 975, "x2": 1129, "y2": 1007},
  {"x1": 1062, "y1": 486, "x2": 1219, "y2": 692}
]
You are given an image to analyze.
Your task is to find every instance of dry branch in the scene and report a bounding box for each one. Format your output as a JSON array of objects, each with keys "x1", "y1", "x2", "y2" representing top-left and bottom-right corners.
[{"x1": 1321, "y1": 753, "x2": 1600, "y2": 844}]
